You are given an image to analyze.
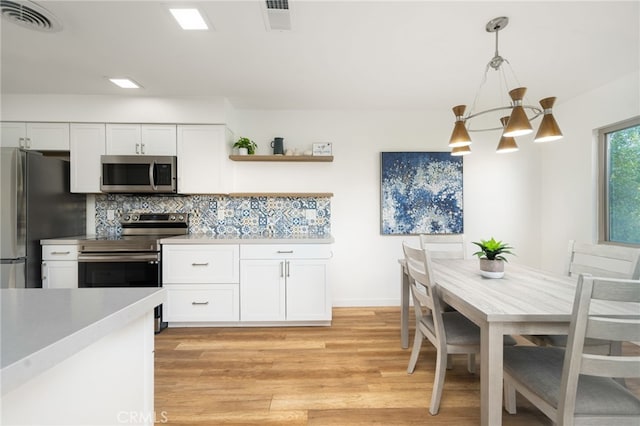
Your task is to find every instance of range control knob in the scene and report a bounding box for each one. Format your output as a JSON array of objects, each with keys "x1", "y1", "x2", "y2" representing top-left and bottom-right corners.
[
  {"x1": 169, "y1": 215, "x2": 176, "y2": 221},
  {"x1": 132, "y1": 215, "x2": 138, "y2": 221},
  {"x1": 177, "y1": 215, "x2": 184, "y2": 221},
  {"x1": 124, "y1": 215, "x2": 130, "y2": 221}
]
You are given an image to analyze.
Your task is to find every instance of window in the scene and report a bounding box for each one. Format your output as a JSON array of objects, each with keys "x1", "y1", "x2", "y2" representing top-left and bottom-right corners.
[{"x1": 599, "y1": 117, "x2": 640, "y2": 246}]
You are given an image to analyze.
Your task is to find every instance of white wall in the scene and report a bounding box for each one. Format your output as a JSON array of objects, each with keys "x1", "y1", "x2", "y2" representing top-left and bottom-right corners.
[
  {"x1": 1, "y1": 95, "x2": 543, "y2": 306},
  {"x1": 539, "y1": 70, "x2": 640, "y2": 274}
]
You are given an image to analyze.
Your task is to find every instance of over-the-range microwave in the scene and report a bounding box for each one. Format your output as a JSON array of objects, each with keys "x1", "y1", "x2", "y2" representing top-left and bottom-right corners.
[{"x1": 100, "y1": 155, "x2": 177, "y2": 194}]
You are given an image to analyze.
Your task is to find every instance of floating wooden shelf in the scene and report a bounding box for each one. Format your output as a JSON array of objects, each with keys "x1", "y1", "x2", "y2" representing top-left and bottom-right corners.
[
  {"x1": 228, "y1": 192, "x2": 334, "y2": 198},
  {"x1": 229, "y1": 155, "x2": 333, "y2": 162}
]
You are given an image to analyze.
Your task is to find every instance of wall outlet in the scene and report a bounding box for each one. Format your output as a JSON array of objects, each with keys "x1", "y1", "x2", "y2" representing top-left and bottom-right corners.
[
  {"x1": 217, "y1": 209, "x2": 225, "y2": 220},
  {"x1": 107, "y1": 209, "x2": 115, "y2": 220},
  {"x1": 305, "y1": 209, "x2": 316, "y2": 220}
]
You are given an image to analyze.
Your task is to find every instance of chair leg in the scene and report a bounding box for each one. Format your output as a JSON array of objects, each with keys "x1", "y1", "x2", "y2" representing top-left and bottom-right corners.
[
  {"x1": 407, "y1": 329, "x2": 424, "y2": 374},
  {"x1": 430, "y1": 349, "x2": 447, "y2": 415},
  {"x1": 467, "y1": 353, "x2": 476, "y2": 374},
  {"x1": 503, "y1": 378, "x2": 517, "y2": 414}
]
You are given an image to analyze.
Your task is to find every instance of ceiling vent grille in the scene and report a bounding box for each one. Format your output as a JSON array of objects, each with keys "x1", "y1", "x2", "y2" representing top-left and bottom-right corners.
[
  {"x1": 262, "y1": 0, "x2": 291, "y2": 31},
  {"x1": 0, "y1": 0, "x2": 62, "y2": 32}
]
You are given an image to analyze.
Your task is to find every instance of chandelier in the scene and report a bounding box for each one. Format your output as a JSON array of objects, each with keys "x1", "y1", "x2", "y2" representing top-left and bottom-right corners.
[{"x1": 448, "y1": 17, "x2": 563, "y2": 156}]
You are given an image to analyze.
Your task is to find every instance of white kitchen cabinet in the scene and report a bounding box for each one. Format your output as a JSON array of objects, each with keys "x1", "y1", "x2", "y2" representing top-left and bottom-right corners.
[
  {"x1": 106, "y1": 124, "x2": 176, "y2": 156},
  {"x1": 70, "y1": 123, "x2": 105, "y2": 193},
  {"x1": 1, "y1": 122, "x2": 70, "y2": 150},
  {"x1": 176, "y1": 124, "x2": 233, "y2": 194},
  {"x1": 41, "y1": 244, "x2": 78, "y2": 288},
  {"x1": 162, "y1": 244, "x2": 240, "y2": 323},
  {"x1": 240, "y1": 244, "x2": 332, "y2": 323}
]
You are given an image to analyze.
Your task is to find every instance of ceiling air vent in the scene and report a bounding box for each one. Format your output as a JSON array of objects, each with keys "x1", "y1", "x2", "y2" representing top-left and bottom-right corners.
[
  {"x1": 0, "y1": 0, "x2": 62, "y2": 32},
  {"x1": 262, "y1": 0, "x2": 291, "y2": 31}
]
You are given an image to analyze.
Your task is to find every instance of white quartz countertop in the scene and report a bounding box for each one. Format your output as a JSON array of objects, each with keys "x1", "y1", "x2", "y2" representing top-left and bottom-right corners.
[
  {"x1": 42, "y1": 234, "x2": 335, "y2": 245},
  {"x1": 0, "y1": 288, "x2": 166, "y2": 395},
  {"x1": 159, "y1": 234, "x2": 335, "y2": 244}
]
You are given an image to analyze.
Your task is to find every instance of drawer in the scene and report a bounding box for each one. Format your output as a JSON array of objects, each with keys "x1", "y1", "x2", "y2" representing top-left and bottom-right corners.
[
  {"x1": 163, "y1": 244, "x2": 239, "y2": 284},
  {"x1": 165, "y1": 285, "x2": 239, "y2": 322},
  {"x1": 240, "y1": 244, "x2": 332, "y2": 260},
  {"x1": 42, "y1": 245, "x2": 78, "y2": 260}
]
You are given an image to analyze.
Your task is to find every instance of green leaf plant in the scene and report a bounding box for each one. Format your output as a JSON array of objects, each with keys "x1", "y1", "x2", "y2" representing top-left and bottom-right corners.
[{"x1": 472, "y1": 237, "x2": 514, "y2": 261}]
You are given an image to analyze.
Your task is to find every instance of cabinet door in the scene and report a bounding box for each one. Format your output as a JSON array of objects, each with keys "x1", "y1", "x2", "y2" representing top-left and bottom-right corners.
[
  {"x1": 42, "y1": 261, "x2": 78, "y2": 288},
  {"x1": 286, "y1": 260, "x2": 331, "y2": 321},
  {"x1": 0, "y1": 122, "x2": 26, "y2": 148},
  {"x1": 177, "y1": 125, "x2": 232, "y2": 194},
  {"x1": 26, "y1": 123, "x2": 70, "y2": 150},
  {"x1": 141, "y1": 125, "x2": 176, "y2": 155},
  {"x1": 240, "y1": 259, "x2": 286, "y2": 321},
  {"x1": 106, "y1": 124, "x2": 141, "y2": 155},
  {"x1": 70, "y1": 123, "x2": 105, "y2": 193}
]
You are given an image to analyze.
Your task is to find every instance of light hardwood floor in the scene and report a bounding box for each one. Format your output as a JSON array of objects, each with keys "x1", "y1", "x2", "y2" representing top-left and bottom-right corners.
[{"x1": 155, "y1": 307, "x2": 639, "y2": 425}]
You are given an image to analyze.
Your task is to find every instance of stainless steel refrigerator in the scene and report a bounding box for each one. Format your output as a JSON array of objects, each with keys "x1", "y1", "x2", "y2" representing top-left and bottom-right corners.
[{"x1": 0, "y1": 148, "x2": 86, "y2": 288}]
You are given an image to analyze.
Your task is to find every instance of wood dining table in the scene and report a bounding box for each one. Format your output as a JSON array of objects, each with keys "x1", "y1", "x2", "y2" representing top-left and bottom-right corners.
[{"x1": 399, "y1": 258, "x2": 638, "y2": 426}]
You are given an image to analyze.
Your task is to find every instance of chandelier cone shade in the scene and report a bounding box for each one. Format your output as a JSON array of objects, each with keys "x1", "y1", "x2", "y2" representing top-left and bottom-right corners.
[
  {"x1": 496, "y1": 116, "x2": 519, "y2": 153},
  {"x1": 451, "y1": 144, "x2": 472, "y2": 156},
  {"x1": 534, "y1": 97, "x2": 563, "y2": 143},
  {"x1": 503, "y1": 87, "x2": 533, "y2": 137},
  {"x1": 448, "y1": 105, "x2": 472, "y2": 148}
]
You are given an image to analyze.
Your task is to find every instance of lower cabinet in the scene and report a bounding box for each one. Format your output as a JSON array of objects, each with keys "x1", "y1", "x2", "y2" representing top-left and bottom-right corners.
[
  {"x1": 41, "y1": 244, "x2": 78, "y2": 289},
  {"x1": 162, "y1": 244, "x2": 240, "y2": 323},
  {"x1": 240, "y1": 244, "x2": 332, "y2": 324},
  {"x1": 162, "y1": 242, "x2": 332, "y2": 326}
]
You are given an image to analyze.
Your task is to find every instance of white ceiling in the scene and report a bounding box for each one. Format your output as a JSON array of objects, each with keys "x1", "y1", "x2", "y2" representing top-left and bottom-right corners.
[{"x1": 1, "y1": 1, "x2": 638, "y2": 111}]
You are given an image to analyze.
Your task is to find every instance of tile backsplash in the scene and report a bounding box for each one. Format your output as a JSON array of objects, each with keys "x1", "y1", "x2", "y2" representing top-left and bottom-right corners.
[{"x1": 95, "y1": 194, "x2": 331, "y2": 237}]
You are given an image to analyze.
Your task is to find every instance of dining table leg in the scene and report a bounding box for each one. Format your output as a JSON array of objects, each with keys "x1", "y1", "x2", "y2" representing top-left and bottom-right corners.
[
  {"x1": 400, "y1": 263, "x2": 409, "y2": 349},
  {"x1": 480, "y1": 322, "x2": 504, "y2": 426}
]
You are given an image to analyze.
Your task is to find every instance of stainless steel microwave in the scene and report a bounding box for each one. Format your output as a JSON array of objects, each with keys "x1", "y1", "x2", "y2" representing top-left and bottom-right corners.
[{"x1": 100, "y1": 155, "x2": 177, "y2": 194}]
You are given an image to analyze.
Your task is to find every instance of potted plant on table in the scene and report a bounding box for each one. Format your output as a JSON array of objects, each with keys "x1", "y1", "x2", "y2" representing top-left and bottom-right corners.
[
  {"x1": 472, "y1": 237, "x2": 514, "y2": 279},
  {"x1": 233, "y1": 137, "x2": 258, "y2": 155}
]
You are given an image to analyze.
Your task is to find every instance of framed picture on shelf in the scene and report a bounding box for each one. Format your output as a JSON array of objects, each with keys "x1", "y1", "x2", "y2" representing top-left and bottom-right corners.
[
  {"x1": 380, "y1": 151, "x2": 463, "y2": 235},
  {"x1": 312, "y1": 143, "x2": 332, "y2": 156}
]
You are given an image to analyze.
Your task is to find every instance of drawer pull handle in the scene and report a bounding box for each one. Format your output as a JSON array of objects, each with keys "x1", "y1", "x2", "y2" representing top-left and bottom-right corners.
[
  {"x1": 191, "y1": 262, "x2": 209, "y2": 266},
  {"x1": 277, "y1": 250, "x2": 294, "y2": 254},
  {"x1": 192, "y1": 301, "x2": 209, "y2": 306},
  {"x1": 51, "y1": 251, "x2": 71, "y2": 255}
]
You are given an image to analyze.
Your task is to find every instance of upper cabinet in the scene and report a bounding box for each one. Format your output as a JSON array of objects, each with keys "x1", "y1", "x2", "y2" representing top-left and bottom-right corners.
[
  {"x1": 177, "y1": 125, "x2": 233, "y2": 194},
  {"x1": 0, "y1": 122, "x2": 70, "y2": 150},
  {"x1": 106, "y1": 124, "x2": 177, "y2": 156},
  {"x1": 70, "y1": 123, "x2": 106, "y2": 193}
]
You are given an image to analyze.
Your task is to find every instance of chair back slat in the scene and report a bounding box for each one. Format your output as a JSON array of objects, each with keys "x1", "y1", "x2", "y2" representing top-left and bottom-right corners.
[
  {"x1": 586, "y1": 317, "x2": 640, "y2": 342},
  {"x1": 565, "y1": 240, "x2": 640, "y2": 279},
  {"x1": 580, "y1": 355, "x2": 640, "y2": 379},
  {"x1": 591, "y1": 278, "x2": 640, "y2": 302},
  {"x1": 419, "y1": 234, "x2": 465, "y2": 259}
]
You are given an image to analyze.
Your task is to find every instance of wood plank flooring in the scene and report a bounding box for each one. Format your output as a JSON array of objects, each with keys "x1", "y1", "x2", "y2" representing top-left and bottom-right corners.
[{"x1": 155, "y1": 307, "x2": 639, "y2": 425}]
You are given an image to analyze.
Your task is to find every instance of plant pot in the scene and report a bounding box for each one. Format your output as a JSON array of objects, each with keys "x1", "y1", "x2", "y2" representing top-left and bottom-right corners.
[
  {"x1": 479, "y1": 258, "x2": 505, "y2": 279},
  {"x1": 238, "y1": 147, "x2": 249, "y2": 155}
]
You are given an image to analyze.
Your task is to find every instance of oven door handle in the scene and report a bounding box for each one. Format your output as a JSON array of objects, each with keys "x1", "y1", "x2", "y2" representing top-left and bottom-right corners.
[{"x1": 78, "y1": 253, "x2": 159, "y2": 263}]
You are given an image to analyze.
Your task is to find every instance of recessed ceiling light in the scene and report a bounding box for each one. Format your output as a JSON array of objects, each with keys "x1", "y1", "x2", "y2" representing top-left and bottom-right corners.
[
  {"x1": 109, "y1": 78, "x2": 141, "y2": 89},
  {"x1": 169, "y1": 8, "x2": 208, "y2": 30}
]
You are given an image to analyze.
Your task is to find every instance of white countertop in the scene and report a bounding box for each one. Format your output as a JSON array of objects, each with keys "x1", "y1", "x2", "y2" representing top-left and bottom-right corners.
[
  {"x1": 0, "y1": 287, "x2": 166, "y2": 395},
  {"x1": 159, "y1": 233, "x2": 335, "y2": 244},
  {"x1": 42, "y1": 234, "x2": 335, "y2": 245}
]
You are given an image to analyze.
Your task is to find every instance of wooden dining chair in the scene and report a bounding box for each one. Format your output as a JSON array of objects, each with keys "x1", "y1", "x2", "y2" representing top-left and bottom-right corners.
[
  {"x1": 402, "y1": 241, "x2": 482, "y2": 415},
  {"x1": 419, "y1": 234, "x2": 465, "y2": 259},
  {"x1": 503, "y1": 274, "x2": 640, "y2": 425},
  {"x1": 530, "y1": 240, "x2": 640, "y2": 351}
]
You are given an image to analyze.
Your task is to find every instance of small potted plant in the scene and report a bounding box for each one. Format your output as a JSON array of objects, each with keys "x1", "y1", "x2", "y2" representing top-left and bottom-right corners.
[
  {"x1": 472, "y1": 237, "x2": 514, "y2": 279},
  {"x1": 233, "y1": 137, "x2": 258, "y2": 155}
]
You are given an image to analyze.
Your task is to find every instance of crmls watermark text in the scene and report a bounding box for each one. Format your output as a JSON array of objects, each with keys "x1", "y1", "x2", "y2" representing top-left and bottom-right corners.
[{"x1": 117, "y1": 411, "x2": 168, "y2": 424}]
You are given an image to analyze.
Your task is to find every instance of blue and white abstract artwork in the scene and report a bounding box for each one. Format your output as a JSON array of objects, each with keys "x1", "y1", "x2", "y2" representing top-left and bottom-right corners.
[{"x1": 381, "y1": 152, "x2": 463, "y2": 235}]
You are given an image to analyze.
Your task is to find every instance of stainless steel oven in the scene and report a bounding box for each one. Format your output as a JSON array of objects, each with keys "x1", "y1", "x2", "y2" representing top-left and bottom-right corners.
[{"x1": 78, "y1": 213, "x2": 188, "y2": 332}]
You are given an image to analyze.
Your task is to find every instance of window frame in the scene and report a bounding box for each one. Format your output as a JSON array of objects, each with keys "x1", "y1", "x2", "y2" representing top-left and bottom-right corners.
[{"x1": 597, "y1": 116, "x2": 640, "y2": 247}]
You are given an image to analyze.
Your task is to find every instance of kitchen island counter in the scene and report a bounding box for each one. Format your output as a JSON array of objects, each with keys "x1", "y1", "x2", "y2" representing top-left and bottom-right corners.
[
  {"x1": 1, "y1": 287, "x2": 165, "y2": 425},
  {"x1": 160, "y1": 233, "x2": 334, "y2": 245}
]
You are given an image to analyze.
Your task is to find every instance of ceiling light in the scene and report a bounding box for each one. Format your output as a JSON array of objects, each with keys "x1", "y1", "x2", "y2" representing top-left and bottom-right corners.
[
  {"x1": 169, "y1": 8, "x2": 208, "y2": 30},
  {"x1": 448, "y1": 16, "x2": 562, "y2": 155},
  {"x1": 109, "y1": 78, "x2": 141, "y2": 89}
]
